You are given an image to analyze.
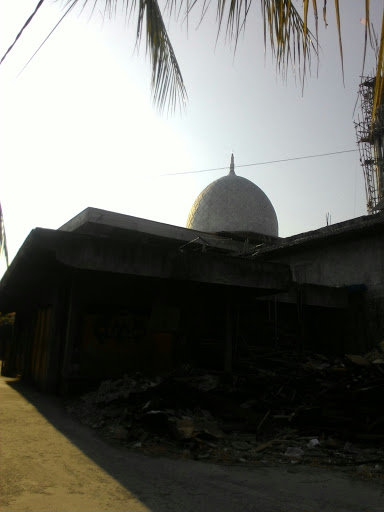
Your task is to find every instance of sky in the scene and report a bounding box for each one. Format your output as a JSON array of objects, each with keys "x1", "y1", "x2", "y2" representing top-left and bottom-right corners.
[{"x1": 0, "y1": 1, "x2": 382, "y2": 273}]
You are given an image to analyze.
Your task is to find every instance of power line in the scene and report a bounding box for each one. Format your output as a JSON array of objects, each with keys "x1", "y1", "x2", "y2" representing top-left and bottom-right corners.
[
  {"x1": 159, "y1": 149, "x2": 358, "y2": 176},
  {"x1": 16, "y1": 3, "x2": 75, "y2": 78}
]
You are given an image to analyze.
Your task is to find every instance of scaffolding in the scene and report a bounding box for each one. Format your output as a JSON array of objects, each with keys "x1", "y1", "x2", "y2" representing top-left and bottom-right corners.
[{"x1": 354, "y1": 76, "x2": 384, "y2": 214}]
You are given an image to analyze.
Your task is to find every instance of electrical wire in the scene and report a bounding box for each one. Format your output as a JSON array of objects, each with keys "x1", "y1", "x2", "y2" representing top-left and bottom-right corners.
[
  {"x1": 159, "y1": 149, "x2": 358, "y2": 176},
  {"x1": 16, "y1": 3, "x2": 75, "y2": 78}
]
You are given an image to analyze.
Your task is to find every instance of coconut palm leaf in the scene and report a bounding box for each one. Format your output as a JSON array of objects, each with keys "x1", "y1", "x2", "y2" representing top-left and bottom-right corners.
[
  {"x1": 0, "y1": 0, "x2": 382, "y2": 118},
  {"x1": 372, "y1": 10, "x2": 384, "y2": 125},
  {"x1": 0, "y1": 0, "x2": 45, "y2": 66},
  {"x1": 59, "y1": 0, "x2": 188, "y2": 113},
  {"x1": 0, "y1": 203, "x2": 9, "y2": 268},
  {"x1": 135, "y1": 0, "x2": 188, "y2": 113}
]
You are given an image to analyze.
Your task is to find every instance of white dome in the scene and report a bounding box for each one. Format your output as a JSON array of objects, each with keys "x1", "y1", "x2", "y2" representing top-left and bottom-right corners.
[{"x1": 186, "y1": 156, "x2": 278, "y2": 237}]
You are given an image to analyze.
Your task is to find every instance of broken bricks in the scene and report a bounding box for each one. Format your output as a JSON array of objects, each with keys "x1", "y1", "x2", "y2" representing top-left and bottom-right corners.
[
  {"x1": 168, "y1": 416, "x2": 225, "y2": 440},
  {"x1": 66, "y1": 343, "x2": 384, "y2": 471},
  {"x1": 169, "y1": 417, "x2": 194, "y2": 439}
]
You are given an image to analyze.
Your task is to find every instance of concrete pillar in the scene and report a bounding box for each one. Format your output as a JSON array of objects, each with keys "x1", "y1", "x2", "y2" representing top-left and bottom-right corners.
[
  {"x1": 224, "y1": 296, "x2": 233, "y2": 373},
  {"x1": 60, "y1": 271, "x2": 80, "y2": 395}
]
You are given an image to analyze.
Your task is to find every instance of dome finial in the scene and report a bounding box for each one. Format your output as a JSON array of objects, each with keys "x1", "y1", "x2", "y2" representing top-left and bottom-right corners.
[{"x1": 229, "y1": 153, "x2": 235, "y2": 175}]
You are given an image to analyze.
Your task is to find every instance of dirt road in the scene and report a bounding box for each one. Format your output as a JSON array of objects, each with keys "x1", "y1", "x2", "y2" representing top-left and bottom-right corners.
[{"x1": 0, "y1": 376, "x2": 383, "y2": 512}]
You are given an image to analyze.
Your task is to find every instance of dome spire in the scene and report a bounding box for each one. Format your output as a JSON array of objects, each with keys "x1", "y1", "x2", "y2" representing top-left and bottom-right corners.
[{"x1": 229, "y1": 153, "x2": 235, "y2": 175}]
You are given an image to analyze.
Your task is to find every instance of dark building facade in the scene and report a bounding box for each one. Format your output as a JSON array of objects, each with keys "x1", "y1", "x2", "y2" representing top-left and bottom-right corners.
[{"x1": 0, "y1": 206, "x2": 378, "y2": 393}]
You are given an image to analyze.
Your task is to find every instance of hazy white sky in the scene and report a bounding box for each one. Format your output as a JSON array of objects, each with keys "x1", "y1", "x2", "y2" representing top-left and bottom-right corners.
[{"x1": 0, "y1": 1, "x2": 382, "y2": 272}]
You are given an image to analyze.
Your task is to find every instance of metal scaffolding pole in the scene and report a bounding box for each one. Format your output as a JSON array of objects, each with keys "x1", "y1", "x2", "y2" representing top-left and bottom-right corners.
[{"x1": 354, "y1": 76, "x2": 384, "y2": 214}]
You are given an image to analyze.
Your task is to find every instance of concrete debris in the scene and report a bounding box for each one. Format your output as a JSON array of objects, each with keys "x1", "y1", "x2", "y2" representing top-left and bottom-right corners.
[
  {"x1": 66, "y1": 344, "x2": 384, "y2": 474},
  {"x1": 343, "y1": 442, "x2": 358, "y2": 454},
  {"x1": 285, "y1": 447, "x2": 305, "y2": 458},
  {"x1": 109, "y1": 424, "x2": 129, "y2": 440},
  {"x1": 232, "y1": 441, "x2": 251, "y2": 451},
  {"x1": 169, "y1": 417, "x2": 195, "y2": 439},
  {"x1": 307, "y1": 439, "x2": 320, "y2": 448},
  {"x1": 345, "y1": 354, "x2": 370, "y2": 366},
  {"x1": 174, "y1": 374, "x2": 220, "y2": 392},
  {"x1": 168, "y1": 415, "x2": 225, "y2": 441}
]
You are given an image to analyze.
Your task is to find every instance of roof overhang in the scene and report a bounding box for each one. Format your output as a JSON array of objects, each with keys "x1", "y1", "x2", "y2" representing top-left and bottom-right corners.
[{"x1": 0, "y1": 222, "x2": 292, "y2": 311}]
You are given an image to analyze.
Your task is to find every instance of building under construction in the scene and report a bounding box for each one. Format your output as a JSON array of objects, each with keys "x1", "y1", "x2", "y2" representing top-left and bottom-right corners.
[{"x1": 355, "y1": 75, "x2": 384, "y2": 213}]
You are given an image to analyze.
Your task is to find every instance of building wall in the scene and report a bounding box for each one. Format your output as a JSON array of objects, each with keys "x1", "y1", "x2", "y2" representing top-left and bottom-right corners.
[
  {"x1": 2, "y1": 265, "x2": 360, "y2": 393},
  {"x1": 267, "y1": 232, "x2": 384, "y2": 348}
]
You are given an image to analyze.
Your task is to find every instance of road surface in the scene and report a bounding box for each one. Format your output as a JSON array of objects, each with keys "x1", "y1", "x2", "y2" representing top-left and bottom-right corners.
[{"x1": 0, "y1": 376, "x2": 383, "y2": 512}]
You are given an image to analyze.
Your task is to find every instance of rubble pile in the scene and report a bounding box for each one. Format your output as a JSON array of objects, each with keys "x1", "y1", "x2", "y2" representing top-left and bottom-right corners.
[
  {"x1": 66, "y1": 344, "x2": 384, "y2": 473},
  {"x1": 234, "y1": 344, "x2": 384, "y2": 441}
]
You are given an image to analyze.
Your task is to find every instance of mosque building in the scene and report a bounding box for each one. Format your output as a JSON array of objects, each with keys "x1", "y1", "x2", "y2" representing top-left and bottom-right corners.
[{"x1": 0, "y1": 155, "x2": 383, "y2": 393}]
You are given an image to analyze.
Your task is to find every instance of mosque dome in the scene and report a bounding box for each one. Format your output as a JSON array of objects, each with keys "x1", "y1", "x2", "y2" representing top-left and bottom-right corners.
[{"x1": 186, "y1": 155, "x2": 278, "y2": 237}]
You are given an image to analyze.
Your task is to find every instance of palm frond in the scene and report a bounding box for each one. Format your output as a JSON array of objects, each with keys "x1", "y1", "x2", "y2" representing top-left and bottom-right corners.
[
  {"x1": 0, "y1": 0, "x2": 187, "y2": 113},
  {"x1": 0, "y1": 203, "x2": 9, "y2": 268},
  {"x1": 1, "y1": 0, "x2": 382, "y2": 119},
  {"x1": 333, "y1": 0, "x2": 344, "y2": 85},
  {"x1": 0, "y1": 0, "x2": 46, "y2": 66},
  {"x1": 62, "y1": 0, "x2": 187, "y2": 112},
  {"x1": 372, "y1": 10, "x2": 384, "y2": 124},
  {"x1": 260, "y1": 0, "x2": 317, "y2": 82},
  {"x1": 135, "y1": 0, "x2": 187, "y2": 113}
]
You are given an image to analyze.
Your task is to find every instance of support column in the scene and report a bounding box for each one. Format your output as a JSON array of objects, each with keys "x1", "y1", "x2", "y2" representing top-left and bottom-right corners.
[
  {"x1": 224, "y1": 295, "x2": 233, "y2": 373},
  {"x1": 60, "y1": 271, "x2": 80, "y2": 395}
]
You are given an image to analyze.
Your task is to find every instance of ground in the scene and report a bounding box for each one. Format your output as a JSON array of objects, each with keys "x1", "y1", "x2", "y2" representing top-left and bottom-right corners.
[{"x1": 0, "y1": 376, "x2": 383, "y2": 512}]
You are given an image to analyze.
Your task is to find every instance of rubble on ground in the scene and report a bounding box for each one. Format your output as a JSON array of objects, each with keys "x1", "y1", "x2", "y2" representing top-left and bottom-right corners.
[{"x1": 65, "y1": 344, "x2": 384, "y2": 477}]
